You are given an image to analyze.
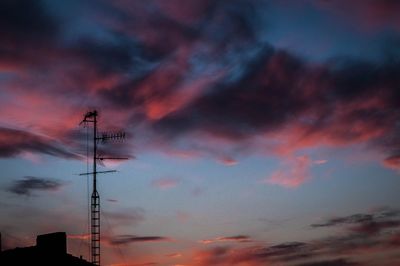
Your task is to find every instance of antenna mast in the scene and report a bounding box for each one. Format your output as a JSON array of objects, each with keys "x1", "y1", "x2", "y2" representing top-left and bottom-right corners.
[{"x1": 80, "y1": 110, "x2": 127, "y2": 266}]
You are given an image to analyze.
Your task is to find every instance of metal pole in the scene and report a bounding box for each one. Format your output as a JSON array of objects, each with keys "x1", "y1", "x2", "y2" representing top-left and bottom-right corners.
[
  {"x1": 91, "y1": 111, "x2": 100, "y2": 265},
  {"x1": 80, "y1": 110, "x2": 126, "y2": 266}
]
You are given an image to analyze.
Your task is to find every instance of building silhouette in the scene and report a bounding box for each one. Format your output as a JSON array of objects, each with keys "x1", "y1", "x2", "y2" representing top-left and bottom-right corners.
[{"x1": 0, "y1": 232, "x2": 94, "y2": 266}]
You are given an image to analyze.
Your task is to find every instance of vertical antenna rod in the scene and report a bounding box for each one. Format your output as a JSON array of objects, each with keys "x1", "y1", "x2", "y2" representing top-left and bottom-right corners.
[
  {"x1": 91, "y1": 111, "x2": 100, "y2": 266},
  {"x1": 80, "y1": 110, "x2": 127, "y2": 266},
  {"x1": 80, "y1": 110, "x2": 100, "y2": 265}
]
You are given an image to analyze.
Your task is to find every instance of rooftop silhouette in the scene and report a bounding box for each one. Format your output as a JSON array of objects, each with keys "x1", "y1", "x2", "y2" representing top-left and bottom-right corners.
[{"x1": 0, "y1": 232, "x2": 94, "y2": 266}]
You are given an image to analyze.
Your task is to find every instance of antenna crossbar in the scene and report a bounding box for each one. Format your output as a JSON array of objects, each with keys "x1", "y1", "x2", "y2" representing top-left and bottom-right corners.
[{"x1": 79, "y1": 170, "x2": 117, "y2": 176}]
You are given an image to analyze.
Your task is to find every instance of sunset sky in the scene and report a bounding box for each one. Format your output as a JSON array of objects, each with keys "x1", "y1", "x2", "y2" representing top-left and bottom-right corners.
[{"x1": 1, "y1": 0, "x2": 400, "y2": 265}]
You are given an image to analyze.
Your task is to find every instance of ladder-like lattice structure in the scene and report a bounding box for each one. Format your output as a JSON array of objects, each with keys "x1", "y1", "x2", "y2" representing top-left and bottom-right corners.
[{"x1": 91, "y1": 190, "x2": 100, "y2": 265}]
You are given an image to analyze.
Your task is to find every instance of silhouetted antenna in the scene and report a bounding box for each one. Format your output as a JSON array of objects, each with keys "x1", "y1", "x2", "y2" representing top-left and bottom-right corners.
[
  {"x1": 79, "y1": 110, "x2": 127, "y2": 266},
  {"x1": 97, "y1": 131, "x2": 125, "y2": 144}
]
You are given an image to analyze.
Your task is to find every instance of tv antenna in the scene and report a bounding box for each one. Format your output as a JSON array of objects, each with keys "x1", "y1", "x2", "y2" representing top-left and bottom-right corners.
[{"x1": 79, "y1": 110, "x2": 127, "y2": 266}]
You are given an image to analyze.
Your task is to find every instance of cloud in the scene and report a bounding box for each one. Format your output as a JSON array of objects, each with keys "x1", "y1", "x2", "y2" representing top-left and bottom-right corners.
[
  {"x1": 7, "y1": 176, "x2": 65, "y2": 196},
  {"x1": 192, "y1": 242, "x2": 311, "y2": 266},
  {"x1": 263, "y1": 155, "x2": 313, "y2": 188},
  {"x1": 0, "y1": 127, "x2": 79, "y2": 159},
  {"x1": 151, "y1": 52, "x2": 400, "y2": 167},
  {"x1": 313, "y1": 159, "x2": 327, "y2": 165},
  {"x1": 165, "y1": 252, "x2": 182, "y2": 258},
  {"x1": 311, "y1": 0, "x2": 400, "y2": 32},
  {"x1": 0, "y1": 0, "x2": 399, "y2": 178},
  {"x1": 349, "y1": 220, "x2": 400, "y2": 235},
  {"x1": 107, "y1": 198, "x2": 119, "y2": 203},
  {"x1": 108, "y1": 235, "x2": 171, "y2": 245},
  {"x1": 311, "y1": 208, "x2": 400, "y2": 228},
  {"x1": 310, "y1": 208, "x2": 400, "y2": 239},
  {"x1": 191, "y1": 231, "x2": 397, "y2": 266},
  {"x1": 217, "y1": 156, "x2": 238, "y2": 166},
  {"x1": 111, "y1": 263, "x2": 158, "y2": 266},
  {"x1": 131, "y1": 263, "x2": 158, "y2": 266},
  {"x1": 257, "y1": 242, "x2": 311, "y2": 262},
  {"x1": 0, "y1": 0, "x2": 60, "y2": 71},
  {"x1": 0, "y1": 0, "x2": 58, "y2": 40},
  {"x1": 294, "y1": 258, "x2": 360, "y2": 266},
  {"x1": 191, "y1": 207, "x2": 400, "y2": 265},
  {"x1": 151, "y1": 177, "x2": 180, "y2": 190},
  {"x1": 311, "y1": 214, "x2": 374, "y2": 228},
  {"x1": 200, "y1": 235, "x2": 253, "y2": 244},
  {"x1": 383, "y1": 154, "x2": 400, "y2": 170},
  {"x1": 67, "y1": 233, "x2": 90, "y2": 240}
]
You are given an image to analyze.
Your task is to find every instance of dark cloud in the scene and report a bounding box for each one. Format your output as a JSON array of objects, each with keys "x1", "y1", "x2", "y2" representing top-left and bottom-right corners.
[
  {"x1": 350, "y1": 220, "x2": 400, "y2": 235},
  {"x1": 312, "y1": 0, "x2": 400, "y2": 32},
  {"x1": 194, "y1": 208, "x2": 400, "y2": 265},
  {"x1": 132, "y1": 263, "x2": 158, "y2": 266},
  {"x1": 93, "y1": 0, "x2": 268, "y2": 111},
  {"x1": 194, "y1": 240, "x2": 313, "y2": 265},
  {"x1": 149, "y1": 48, "x2": 400, "y2": 167},
  {"x1": 311, "y1": 214, "x2": 374, "y2": 228},
  {"x1": 106, "y1": 198, "x2": 118, "y2": 203},
  {"x1": 200, "y1": 235, "x2": 253, "y2": 244},
  {"x1": 0, "y1": 0, "x2": 58, "y2": 41},
  {"x1": 219, "y1": 235, "x2": 252, "y2": 242},
  {"x1": 194, "y1": 230, "x2": 394, "y2": 266},
  {"x1": 70, "y1": 34, "x2": 159, "y2": 81},
  {"x1": 0, "y1": 0, "x2": 61, "y2": 70},
  {"x1": 7, "y1": 176, "x2": 64, "y2": 196},
  {"x1": 0, "y1": 127, "x2": 80, "y2": 159},
  {"x1": 295, "y1": 258, "x2": 359, "y2": 266},
  {"x1": 311, "y1": 208, "x2": 400, "y2": 231},
  {"x1": 257, "y1": 242, "x2": 315, "y2": 264},
  {"x1": 108, "y1": 235, "x2": 170, "y2": 245},
  {"x1": 151, "y1": 49, "x2": 300, "y2": 138}
]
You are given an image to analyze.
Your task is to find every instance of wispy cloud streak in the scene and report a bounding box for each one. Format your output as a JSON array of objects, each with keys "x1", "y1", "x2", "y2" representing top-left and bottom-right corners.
[{"x1": 7, "y1": 176, "x2": 65, "y2": 196}]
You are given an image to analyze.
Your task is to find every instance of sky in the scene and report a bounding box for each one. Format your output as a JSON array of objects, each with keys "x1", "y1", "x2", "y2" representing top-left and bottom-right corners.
[{"x1": 0, "y1": 0, "x2": 400, "y2": 265}]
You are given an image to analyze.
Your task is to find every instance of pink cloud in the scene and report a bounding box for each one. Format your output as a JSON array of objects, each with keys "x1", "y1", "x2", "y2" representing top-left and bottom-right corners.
[
  {"x1": 151, "y1": 177, "x2": 180, "y2": 190},
  {"x1": 217, "y1": 156, "x2": 238, "y2": 166},
  {"x1": 383, "y1": 155, "x2": 400, "y2": 170},
  {"x1": 313, "y1": 159, "x2": 327, "y2": 165},
  {"x1": 263, "y1": 156, "x2": 312, "y2": 188},
  {"x1": 165, "y1": 252, "x2": 182, "y2": 258},
  {"x1": 192, "y1": 245, "x2": 271, "y2": 266},
  {"x1": 68, "y1": 233, "x2": 90, "y2": 240},
  {"x1": 139, "y1": 65, "x2": 224, "y2": 121},
  {"x1": 199, "y1": 235, "x2": 253, "y2": 244}
]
